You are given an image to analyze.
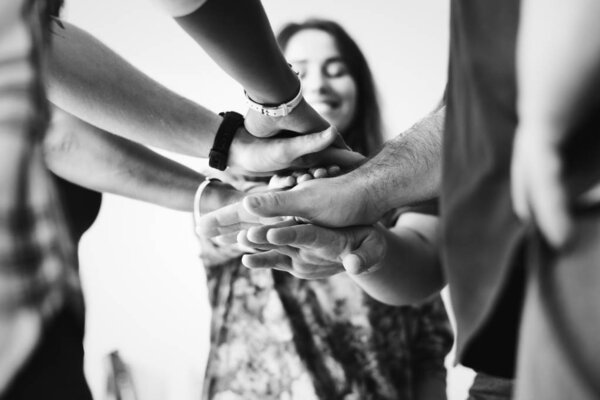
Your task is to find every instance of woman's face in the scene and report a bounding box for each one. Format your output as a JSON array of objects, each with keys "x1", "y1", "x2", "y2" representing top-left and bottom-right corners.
[{"x1": 284, "y1": 29, "x2": 358, "y2": 133}]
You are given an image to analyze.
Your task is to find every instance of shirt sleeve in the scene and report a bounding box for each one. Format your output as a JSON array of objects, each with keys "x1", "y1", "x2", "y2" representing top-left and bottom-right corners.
[
  {"x1": 153, "y1": 0, "x2": 208, "y2": 17},
  {"x1": 0, "y1": 0, "x2": 78, "y2": 317}
]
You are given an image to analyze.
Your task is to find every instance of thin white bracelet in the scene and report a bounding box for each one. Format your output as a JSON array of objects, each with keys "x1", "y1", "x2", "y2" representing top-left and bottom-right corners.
[{"x1": 193, "y1": 177, "x2": 219, "y2": 235}]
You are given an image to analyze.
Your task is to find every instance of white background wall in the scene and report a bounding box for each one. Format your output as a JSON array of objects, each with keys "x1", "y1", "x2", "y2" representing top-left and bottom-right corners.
[{"x1": 62, "y1": 1, "x2": 474, "y2": 399}]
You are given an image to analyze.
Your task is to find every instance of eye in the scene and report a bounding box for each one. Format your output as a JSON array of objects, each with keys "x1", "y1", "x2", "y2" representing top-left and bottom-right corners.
[{"x1": 324, "y1": 61, "x2": 349, "y2": 78}]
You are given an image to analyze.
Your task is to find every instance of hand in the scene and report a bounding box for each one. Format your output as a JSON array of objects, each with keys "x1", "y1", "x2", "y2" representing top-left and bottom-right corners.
[
  {"x1": 228, "y1": 126, "x2": 363, "y2": 177},
  {"x1": 268, "y1": 165, "x2": 342, "y2": 190},
  {"x1": 243, "y1": 171, "x2": 385, "y2": 228},
  {"x1": 237, "y1": 220, "x2": 386, "y2": 278},
  {"x1": 511, "y1": 123, "x2": 572, "y2": 248},
  {"x1": 199, "y1": 180, "x2": 245, "y2": 214},
  {"x1": 195, "y1": 164, "x2": 344, "y2": 243},
  {"x1": 197, "y1": 233, "x2": 246, "y2": 267},
  {"x1": 195, "y1": 199, "x2": 285, "y2": 240}
]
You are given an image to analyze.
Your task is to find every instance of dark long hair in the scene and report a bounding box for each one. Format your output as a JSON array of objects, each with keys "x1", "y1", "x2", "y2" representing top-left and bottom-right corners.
[{"x1": 277, "y1": 19, "x2": 384, "y2": 156}]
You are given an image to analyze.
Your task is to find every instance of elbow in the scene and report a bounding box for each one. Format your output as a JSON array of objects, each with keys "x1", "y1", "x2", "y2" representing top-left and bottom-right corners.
[{"x1": 43, "y1": 112, "x2": 77, "y2": 174}]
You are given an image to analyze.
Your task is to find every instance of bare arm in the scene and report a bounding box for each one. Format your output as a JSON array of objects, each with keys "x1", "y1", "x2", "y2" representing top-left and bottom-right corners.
[
  {"x1": 47, "y1": 21, "x2": 220, "y2": 158},
  {"x1": 44, "y1": 108, "x2": 243, "y2": 212},
  {"x1": 236, "y1": 213, "x2": 443, "y2": 306},
  {"x1": 173, "y1": 0, "x2": 330, "y2": 137},
  {"x1": 239, "y1": 106, "x2": 445, "y2": 227},
  {"x1": 46, "y1": 21, "x2": 347, "y2": 175},
  {"x1": 349, "y1": 214, "x2": 444, "y2": 305},
  {"x1": 511, "y1": 0, "x2": 600, "y2": 247}
]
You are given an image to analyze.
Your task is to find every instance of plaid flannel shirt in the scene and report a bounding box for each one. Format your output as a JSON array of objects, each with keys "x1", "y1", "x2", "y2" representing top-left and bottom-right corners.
[{"x1": 0, "y1": 0, "x2": 78, "y2": 319}]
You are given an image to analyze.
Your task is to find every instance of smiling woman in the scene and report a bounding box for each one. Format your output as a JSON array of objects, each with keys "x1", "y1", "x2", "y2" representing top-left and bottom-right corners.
[
  {"x1": 278, "y1": 19, "x2": 383, "y2": 156},
  {"x1": 201, "y1": 18, "x2": 453, "y2": 400}
]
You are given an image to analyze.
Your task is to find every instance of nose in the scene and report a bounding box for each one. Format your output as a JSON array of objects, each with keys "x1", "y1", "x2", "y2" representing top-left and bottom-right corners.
[{"x1": 302, "y1": 67, "x2": 330, "y2": 95}]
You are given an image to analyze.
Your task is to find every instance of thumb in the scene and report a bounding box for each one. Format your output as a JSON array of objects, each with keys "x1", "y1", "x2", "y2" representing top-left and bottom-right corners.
[
  {"x1": 243, "y1": 190, "x2": 309, "y2": 219},
  {"x1": 283, "y1": 127, "x2": 337, "y2": 160},
  {"x1": 342, "y1": 228, "x2": 385, "y2": 275},
  {"x1": 293, "y1": 147, "x2": 365, "y2": 170}
]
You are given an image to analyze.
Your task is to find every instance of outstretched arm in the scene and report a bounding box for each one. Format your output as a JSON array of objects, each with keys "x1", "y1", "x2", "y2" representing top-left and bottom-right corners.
[
  {"x1": 47, "y1": 21, "x2": 355, "y2": 175},
  {"x1": 172, "y1": 0, "x2": 330, "y2": 137},
  {"x1": 44, "y1": 108, "x2": 243, "y2": 212},
  {"x1": 237, "y1": 213, "x2": 444, "y2": 306},
  {"x1": 511, "y1": 0, "x2": 600, "y2": 248},
  {"x1": 198, "y1": 106, "x2": 444, "y2": 231}
]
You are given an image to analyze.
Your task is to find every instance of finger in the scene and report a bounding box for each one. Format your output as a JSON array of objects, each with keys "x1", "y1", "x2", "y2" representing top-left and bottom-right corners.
[
  {"x1": 330, "y1": 127, "x2": 351, "y2": 150},
  {"x1": 236, "y1": 230, "x2": 276, "y2": 251},
  {"x1": 243, "y1": 190, "x2": 308, "y2": 219},
  {"x1": 296, "y1": 173, "x2": 313, "y2": 184},
  {"x1": 312, "y1": 167, "x2": 328, "y2": 179},
  {"x1": 530, "y1": 162, "x2": 573, "y2": 249},
  {"x1": 290, "y1": 262, "x2": 345, "y2": 280},
  {"x1": 241, "y1": 251, "x2": 291, "y2": 271},
  {"x1": 510, "y1": 146, "x2": 531, "y2": 222},
  {"x1": 266, "y1": 224, "x2": 337, "y2": 248},
  {"x1": 213, "y1": 231, "x2": 240, "y2": 246},
  {"x1": 247, "y1": 219, "x2": 297, "y2": 244},
  {"x1": 277, "y1": 127, "x2": 338, "y2": 162},
  {"x1": 269, "y1": 174, "x2": 296, "y2": 190},
  {"x1": 291, "y1": 147, "x2": 365, "y2": 170},
  {"x1": 342, "y1": 228, "x2": 385, "y2": 275},
  {"x1": 196, "y1": 201, "x2": 281, "y2": 237},
  {"x1": 327, "y1": 165, "x2": 341, "y2": 176}
]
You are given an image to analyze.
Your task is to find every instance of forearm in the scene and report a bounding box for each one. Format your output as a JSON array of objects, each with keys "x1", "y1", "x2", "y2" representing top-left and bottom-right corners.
[
  {"x1": 518, "y1": 0, "x2": 600, "y2": 136},
  {"x1": 175, "y1": 0, "x2": 298, "y2": 104},
  {"x1": 350, "y1": 107, "x2": 444, "y2": 216},
  {"x1": 350, "y1": 222, "x2": 444, "y2": 306},
  {"x1": 47, "y1": 21, "x2": 221, "y2": 157},
  {"x1": 44, "y1": 109, "x2": 239, "y2": 212}
]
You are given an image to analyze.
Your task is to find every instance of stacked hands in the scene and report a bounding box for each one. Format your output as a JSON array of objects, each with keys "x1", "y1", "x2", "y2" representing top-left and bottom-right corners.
[
  {"x1": 196, "y1": 164, "x2": 387, "y2": 279},
  {"x1": 195, "y1": 98, "x2": 391, "y2": 276},
  {"x1": 228, "y1": 98, "x2": 363, "y2": 177}
]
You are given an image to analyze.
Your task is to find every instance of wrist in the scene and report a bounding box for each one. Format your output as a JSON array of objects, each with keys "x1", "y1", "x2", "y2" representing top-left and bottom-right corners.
[
  {"x1": 227, "y1": 126, "x2": 251, "y2": 171},
  {"x1": 209, "y1": 111, "x2": 245, "y2": 171},
  {"x1": 348, "y1": 169, "x2": 390, "y2": 223},
  {"x1": 244, "y1": 66, "x2": 300, "y2": 105},
  {"x1": 201, "y1": 181, "x2": 243, "y2": 214}
]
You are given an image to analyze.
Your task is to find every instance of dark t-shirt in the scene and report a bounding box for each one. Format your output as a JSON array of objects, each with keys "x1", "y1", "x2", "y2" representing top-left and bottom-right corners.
[
  {"x1": 444, "y1": 0, "x2": 600, "y2": 378},
  {"x1": 442, "y1": 0, "x2": 525, "y2": 378},
  {"x1": 52, "y1": 175, "x2": 102, "y2": 242}
]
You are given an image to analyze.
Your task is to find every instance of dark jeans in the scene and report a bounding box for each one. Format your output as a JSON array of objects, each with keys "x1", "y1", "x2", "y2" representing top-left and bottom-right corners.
[
  {"x1": 2, "y1": 302, "x2": 92, "y2": 400},
  {"x1": 467, "y1": 372, "x2": 513, "y2": 400},
  {"x1": 515, "y1": 209, "x2": 600, "y2": 400}
]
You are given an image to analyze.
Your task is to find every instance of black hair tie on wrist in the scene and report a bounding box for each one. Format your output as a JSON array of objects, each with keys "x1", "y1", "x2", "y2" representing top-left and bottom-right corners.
[{"x1": 209, "y1": 111, "x2": 245, "y2": 171}]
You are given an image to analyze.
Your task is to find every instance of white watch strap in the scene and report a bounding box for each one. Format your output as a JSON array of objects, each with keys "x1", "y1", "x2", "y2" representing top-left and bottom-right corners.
[{"x1": 244, "y1": 79, "x2": 303, "y2": 117}]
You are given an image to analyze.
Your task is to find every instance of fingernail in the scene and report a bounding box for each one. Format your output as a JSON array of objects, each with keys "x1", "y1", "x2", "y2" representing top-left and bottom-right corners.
[{"x1": 244, "y1": 195, "x2": 260, "y2": 211}]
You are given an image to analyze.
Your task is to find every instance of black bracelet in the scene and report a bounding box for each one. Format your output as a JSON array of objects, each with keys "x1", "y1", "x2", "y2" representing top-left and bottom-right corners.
[{"x1": 209, "y1": 111, "x2": 245, "y2": 171}]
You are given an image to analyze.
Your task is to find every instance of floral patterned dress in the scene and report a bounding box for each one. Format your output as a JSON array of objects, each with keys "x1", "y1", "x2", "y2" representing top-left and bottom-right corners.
[{"x1": 201, "y1": 258, "x2": 453, "y2": 400}]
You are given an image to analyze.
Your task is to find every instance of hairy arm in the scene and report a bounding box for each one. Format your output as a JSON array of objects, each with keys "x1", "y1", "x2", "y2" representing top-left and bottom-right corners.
[
  {"x1": 356, "y1": 106, "x2": 444, "y2": 214},
  {"x1": 240, "y1": 106, "x2": 445, "y2": 227}
]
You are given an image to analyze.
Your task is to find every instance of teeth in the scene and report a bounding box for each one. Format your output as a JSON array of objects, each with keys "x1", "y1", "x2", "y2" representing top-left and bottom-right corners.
[{"x1": 310, "y1": 101, "x2": 336, "y2": 111}]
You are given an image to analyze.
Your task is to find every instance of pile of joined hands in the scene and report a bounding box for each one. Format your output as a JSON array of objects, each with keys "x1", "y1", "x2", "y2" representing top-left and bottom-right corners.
[{"x1": 196, "y1": 166, "x2": 386, "y2": 279}]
